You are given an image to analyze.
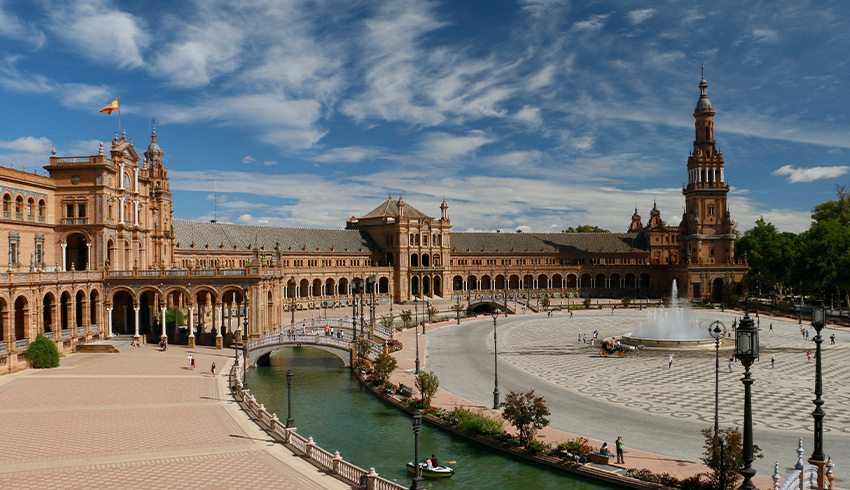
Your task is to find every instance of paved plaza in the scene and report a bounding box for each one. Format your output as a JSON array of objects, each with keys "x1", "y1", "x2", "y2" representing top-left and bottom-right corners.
[
  {"x1": 0, "y1": 343, "x2": 349, "y2": 489},
  {"x1": 424, "y1": 308, "x2": 849, "y2": 487}
]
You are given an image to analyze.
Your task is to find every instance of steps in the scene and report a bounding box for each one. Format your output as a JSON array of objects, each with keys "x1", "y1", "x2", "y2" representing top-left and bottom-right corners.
[{"x1": 76, "y1": 337, "x2": 136, "y2": 353}]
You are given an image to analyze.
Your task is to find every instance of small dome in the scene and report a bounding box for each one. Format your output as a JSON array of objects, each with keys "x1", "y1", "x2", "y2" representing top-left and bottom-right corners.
[
  {"x1": 694, "y1": 77, "x2": 713, "y2": 113},
  {"x1": 145, "y1": 141, "x2": 162, "y2": 155}
]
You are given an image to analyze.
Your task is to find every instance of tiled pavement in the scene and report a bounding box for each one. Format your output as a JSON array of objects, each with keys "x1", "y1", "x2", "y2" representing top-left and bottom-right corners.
[{"x1": 0, "y1": 344, "x2": 349, "y2": 489}]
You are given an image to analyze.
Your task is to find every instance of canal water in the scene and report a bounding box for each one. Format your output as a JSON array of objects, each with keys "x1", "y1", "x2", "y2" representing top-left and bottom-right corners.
[{"x1": 245, "y1": 347, "x2": 612, "y2": 490}]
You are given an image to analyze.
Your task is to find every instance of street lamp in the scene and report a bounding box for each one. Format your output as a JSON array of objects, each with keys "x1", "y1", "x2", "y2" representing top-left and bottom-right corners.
[
  {"x1": 410, "y1": 412, "x2": 424, "y2": 490},
  {"x1": 359, "y1": 276, "x2": 365, "y2": 339},
  {"x1": 289, "y1": 277, "x2": 296, "y2": 329},
  {"x1": 367, "y1": 275, "x2": 376, "y2": 337},
  {"x1": 504, "y1": 272, "x2": 508, "y2": 317},
  {"x1": 286, "y1": 369, "x2": 294, "y2": 428},
  {"x1": 455, "y1": 299, "x2": 461, "y2": 325},
  {"x1": 492, "y1": 310, "x2": 500, "y2": 410},
  {"x1": 242, "y1": 292, "x2": 249, "y2": 389},
  {"x1": 734, "y1": 308, "x2": 759, "y2": 490},
  {"x1": 810, "y1": 299, "x2": 827, "y2": 476},
  {"x1": 799, "y1": 281, "x2": 803, "y2": 324},
  {"x1": 414, "y1": 297, "x2": 420, "y2": 375},
  {"x1": 708, "y1": 320, "x2": 727, "y2": 433}
]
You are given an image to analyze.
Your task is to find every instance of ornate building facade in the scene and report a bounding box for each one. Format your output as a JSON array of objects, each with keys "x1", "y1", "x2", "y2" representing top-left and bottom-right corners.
[{"x1": 0, "y1": 77, "x2": 746, "y2": 373}]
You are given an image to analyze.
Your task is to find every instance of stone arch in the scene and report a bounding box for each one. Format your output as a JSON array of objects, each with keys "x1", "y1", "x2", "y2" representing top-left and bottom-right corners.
[
  {"x1": 75, "y1": 290, "x2": 84, "y2": 328},
  {"x1": 422, "y1": 275, "x2": 431, "y2": 296},
  {"x1": 411, "y1": 276, "x2": 420, "y2": 296},
  {"x1": 509, "y1": 274, "x2": 520, "y2": 289},
  {"x1": 712, "y1": 277, "x2": 724, "y2": 302},
  {"x1": 452, "y1": 275, "x2": 463, "y2": 291},
  {"x1": 26, "y1": 196, "x2": 34, "y2": 218},
  {"x1": 378, "y1": 277, "x2": 389, "y2": 294},
  {"x1": 385, "y1": 252, "x2": 394, "y2": 267},
  {"x1": 312, "y1": 278, "x2": 322, "y2": 297},
  {"x1": 580, "y1": 273, "x2": 592, "y2": 289},
  {"x1": 89, "y1": 289, "x2": 100, "y2": 326},
  {"x1": 610, "y1": 273, "x2": 621, "y2": 289},
  {"x1": 0, "y1": 297, "x2": 6, "y2": 343},
  {"x1": 422, "y1": 253, "x2": 430, "y2": 267},
  {"x1": 2, "y1": 192, "x2": 11, "y2": 216},
  {"x1": 481, "y1": 274, "x2": 492, "y2": 290},
  {"x1": 432, "y1": 275, "x2": 442, "y2": 297},
  {"x1": 495, "y1": 274, "x2": 506, "y2": 290},
  {"x1": 595, "y1": 273, "x2": 606, "y2": 289},
  {"x1": 624, "y1": 273, "x2": 636, "y2": 288},
  {"x1": 325, "y1": 278, "x2": 336, "y2": 296},
  {"x1": 411, "y1": 253, "x2": 419, "y2": 267},
  {"x1": 59, "y1": 291, "x2": 71, "y2": 331},
  {"x1": 106, "y1": 239, "x2": 115, "y2": 267},
  {"x1": 42, "y1": 292, "x2": 56, "y2": 333},
  {"x1": 433, "y1": 254, "x2": 441, "y2": 266},
  {"x1": 639, "y1": 273, "x2": 651, "y2": 289},
  {"x1": 14, "y1": 295, "x2": 28, "y2": 341},
  {"x1": 37, "y1": 198, "x2": 46, "y2": 220},
  {"x1": 552, "y1": 274, "x2": 563, "y2": 289},
  {"x1": 298, "y1": 279, "x2": 309, "y2": 298},
  {"x1": 14, "y1": 194, "x2": 23, "y2": 217},
  {"x1": 537, "y1": 274, "x2": 548, "y2": 289},
  {"x1": 468, "y1": 275, "x2": 478, "y2": 290},
  {"x1": 337, "y1": 277, "x2": 349, "y2": 296}
]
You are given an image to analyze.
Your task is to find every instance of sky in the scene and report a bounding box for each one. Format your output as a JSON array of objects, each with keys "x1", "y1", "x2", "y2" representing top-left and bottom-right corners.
[{"x1": 0, "y1": 0, "x2": 848, "y2": 234}]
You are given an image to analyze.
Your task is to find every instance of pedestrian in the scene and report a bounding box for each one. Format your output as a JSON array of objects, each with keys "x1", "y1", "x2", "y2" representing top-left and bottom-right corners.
[
  {"x1": 806, "y1": 330, "x2": 810, "y2": 340},
  {"x1": 771, "y1": 355, "x2": 775, "y2": 369},
  {"x1": 611, "y1": 308, "x2": 615, "y2": 315},
  {"x1": 615, "y1": 436, "x2": 625, "y2": 464},
  {"x1": 590, "y1": 338, "x2": 595, "y2": 350},
  {"x1": 668, "y1": 353, "x2": 674, "y2": 368},
  {"x1": 728, "y1": 359, "x2": 733, "y2": 373},
  {"x1": 570, "y1": 310, "x2": 573, "y2": 319},
  {"x1": 578, "y1": 334, "x2": 581, "y2": 343},
  {"x1": 807, "y1": 351, "x2": 812, "y2": 363},
  {"x1": 593, "y1": 330, "x2": 598, "y2": 339},
  {"x1": 769, "y1": 323, "x2": 773, "y2": 332},
  {"x1": 188, "y1": 355, "x2": 195, "y2": 370},
  {"x1": 830, "y1": 333, "x2": 836, "y2": 345},
  {"x1": 211, "y1": 362, "x2": 217, "y2": 376},
  {"x1": 583, "y1": 334, "x2": 586, "y2": 343}
]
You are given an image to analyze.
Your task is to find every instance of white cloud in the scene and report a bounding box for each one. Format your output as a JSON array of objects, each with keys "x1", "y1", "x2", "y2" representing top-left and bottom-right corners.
[
  {"x1": 65, "y1": 139, "x2": 102, "y2": 156},
  {"x1": 262, "y1": 160, "x2": 278, "y2": 166},
  {"x1": 772, "y1": 164, "x2": 850, "y2": 183},
  {"x1": 313, "y1": 147, "x2": 382, "y2": 164},
  {"x1": 0, "y1": 4, "x2": 45, "y2": 49},
  {"x1": 514, "y1": 105, "x2": 542, "y2": 127},
  {"x1": 573, "y1": 14, "x2": 608, "y2": 32},
  {"x1": 0, "y1": 136, "x2": 53, "y2": 153},
  {"x1": 48, "y1": 1, "x2": 149, "y2": 68},
  {"x1": 752, "y1": 28, "x2": 780, "y2": 44},
  {"x1": 627, "y1": 8, "x2": 655, "y2": 25},
  {"x1": 418, "y1": 131, "x2": 495, "y2": 161},
  {"x1": 154, "y1": 19, "x2": 245, "y2": 88},
  {"x1": 242, "y1": 156, "x2": 256, "y2": 164}
]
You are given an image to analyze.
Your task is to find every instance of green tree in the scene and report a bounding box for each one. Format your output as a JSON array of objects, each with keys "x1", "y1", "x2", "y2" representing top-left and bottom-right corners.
[
  {"x1": 562, "y1": 225, "x2": 610, "y2": 233},
  {"x1": 812, "y1": 184, "x2": 850, "y2": 226},
  {"x1": 26, "y1": 334, "x2": 60, "y2": 368},
  {"x1": 792, "y1": 219, "x2": 850, "y2": 300},
  {"x1": 583, "y1": 297, "x2": 592, "y2": 309},
  {"x1": 427, "y1": 305, "x2": 438, "y2": 322},
  {"x1": 735, "y1": 217, "x2": 798, "y2": 298},
  {"x1": 166, "y1": 308, "x2": 185, "y2": 327},
  {"x1": 621, "y1": 296, "x2": 631, "y2": 308},
  {"x1": 399, "y1": 309, "x2": 412, "y2": 328},
  {"x1": 356, "y1": 337, "x2": 371, "y2": 359},
  {"x1": 450, "y1": 301, "x2": 465, "y2": 324},
  {"x1": 373, "y1": 352, "x2": 398, "y2": 384},
  {"x1": 540, "y1": 297, "x2": 550, "y2": 310},
  {"x1": 415, "y1": 370, "x2": 440, "y2": 407},
  {"x1": 502, "y1": 389, "x2": 550, "y2": 446},
  {"x1": 701, "y1": 427, "x2": 762, "y2": 490},
  {"x1": 379, "y1": 314, "x2": 395, "y2": 332}
]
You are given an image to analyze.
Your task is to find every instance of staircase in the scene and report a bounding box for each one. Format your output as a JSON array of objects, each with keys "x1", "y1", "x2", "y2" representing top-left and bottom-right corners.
[{"x1": 76, "y1": 335, "x2": 136, "y2": 353}]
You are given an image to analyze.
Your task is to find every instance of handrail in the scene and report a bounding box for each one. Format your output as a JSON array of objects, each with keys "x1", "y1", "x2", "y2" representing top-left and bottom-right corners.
[{"x1": 231, "y1": 356, "x2": 404, "y2": 489}]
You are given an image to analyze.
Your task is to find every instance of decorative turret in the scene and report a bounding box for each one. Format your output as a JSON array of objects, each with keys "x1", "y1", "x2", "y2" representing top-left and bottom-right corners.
[
  {"x1": 397, "y1": 195, "x2": 405, "y2": 218},
  {"x1": 628, "y1": 208, "x2": 642, "y2": 232},
  {"x1": 440, "y1": 199, "x2": 449, "y2": 221},
  {"x1": 144, "y1": 121, "x2": 163, "y2": 163}
]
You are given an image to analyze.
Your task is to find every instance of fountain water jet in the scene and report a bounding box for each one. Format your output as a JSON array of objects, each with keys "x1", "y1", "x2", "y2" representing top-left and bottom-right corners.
[{"x1": 620, "y1": 280, "x2": 716, "y2": 349}]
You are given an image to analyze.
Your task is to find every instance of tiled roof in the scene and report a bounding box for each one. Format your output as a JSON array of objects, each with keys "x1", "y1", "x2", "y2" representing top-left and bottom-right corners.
[
  {"x1": 451, "y1": 232, "x2": 648, "y2": 254},
  {"x1": 360, "y1": 197, "x2": 430, "y2": 219},
  {"x1": 173, "y1": 220, "x2": 379, "y2": 253}
]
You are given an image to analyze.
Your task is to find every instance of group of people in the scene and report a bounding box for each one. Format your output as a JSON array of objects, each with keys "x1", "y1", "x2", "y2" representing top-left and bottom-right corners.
[
  {"x1": 420, "y1": 454, "x2": 440, "y2": 469},
  {"x1": 598, "y1": 436, "x2": 626, "y2": 464}
]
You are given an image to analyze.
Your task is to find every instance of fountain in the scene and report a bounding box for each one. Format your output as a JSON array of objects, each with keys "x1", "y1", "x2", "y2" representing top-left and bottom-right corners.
[{"x1": 620, "y1": 280, "x2": 716, "y2": 349}]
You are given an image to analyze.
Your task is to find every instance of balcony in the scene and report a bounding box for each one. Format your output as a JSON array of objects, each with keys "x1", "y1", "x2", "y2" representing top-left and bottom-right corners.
[
  {"x1": 410, "y1": 266, "x2": 445, "y2": 271},
  {"x1": 15, "y1": 339, "x2": 28, "y2": 349},
  {"x1": 62, "y1": 218, "x2": 89, "y2": 225}
]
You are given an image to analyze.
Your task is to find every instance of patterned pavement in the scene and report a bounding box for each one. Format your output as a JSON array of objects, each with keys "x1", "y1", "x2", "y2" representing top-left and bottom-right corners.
[{"x1": 0, "y1": 344, "x2": 348, "y2": 489}]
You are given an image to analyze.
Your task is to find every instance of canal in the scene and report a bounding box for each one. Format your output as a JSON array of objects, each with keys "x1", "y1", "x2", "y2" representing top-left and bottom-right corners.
[{"x1": 245, "y1": 347, "x2": 612, "y2": 490}]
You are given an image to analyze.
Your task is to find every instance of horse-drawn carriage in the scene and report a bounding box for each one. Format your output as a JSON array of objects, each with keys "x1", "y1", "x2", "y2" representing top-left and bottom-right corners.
[{"x1": 598, "y1": 339, "x2": 641, "y2": 358}]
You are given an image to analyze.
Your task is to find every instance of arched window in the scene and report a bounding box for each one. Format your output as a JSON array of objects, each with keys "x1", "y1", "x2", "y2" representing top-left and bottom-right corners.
[
  {"x1": 2, "y1": 194, "x2": 10, "y2": 215},
  {"x1": 27, "y1": 198, "x2": 34, "y2": 217},
  {"x1": 15, "y1": 196, "x2": 23, "y2": 216}
]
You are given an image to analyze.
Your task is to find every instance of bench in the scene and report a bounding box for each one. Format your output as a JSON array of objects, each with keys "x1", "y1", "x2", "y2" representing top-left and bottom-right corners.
[
  {"x1": 398, "y1": 384, "x2": 416, "y2": 398},
  {"x1": 587, "y1": 451, "x2": 615, "y2": 465}
]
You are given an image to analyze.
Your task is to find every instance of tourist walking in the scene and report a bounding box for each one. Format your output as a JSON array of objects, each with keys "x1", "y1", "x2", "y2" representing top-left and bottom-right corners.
[
  {"x1": 668, "y1": 353, "x2": 673, "y2": 368},
  {"x1": 188, "y1": 355, "x2": 195, "y2": 370},
  {"x1": 728, "y1": 359, "x2": 734, "y2": 373},
  {"x1": 211, "y1": 362, "x2": 217, "y2": 376},
  {"x1": 830, "y1": 333, "x2": 836, "y2": 345},
  {"x1": 771, "y1": 355, "x2": 775, "y2": 369},
  {"x1": 590, "y1": 338, "x2": 595, "y2": 350},
  {"x1": 806, "y1": 330, "x2": 810, "y2": 340},
  {"x1": 806, "y1": 351, "x2": 812, "y2": 363},
  {"x1": 615, "y1": 436, "x2": 625, "y2": 464},
  {"x1": 769, "y1": 323, "x2": 773, "y2": 331}
]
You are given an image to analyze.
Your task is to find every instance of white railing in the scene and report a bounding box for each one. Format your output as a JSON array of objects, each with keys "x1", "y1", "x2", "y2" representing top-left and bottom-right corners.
[{"x1": 232, "y1": 356, "x2": 405, "y2": 490}]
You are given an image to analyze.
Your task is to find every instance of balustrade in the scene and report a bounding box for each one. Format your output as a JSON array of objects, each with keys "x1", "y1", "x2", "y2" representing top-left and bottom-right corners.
[{"x1": 14, "y1": 339, "x2": 28, "y2": 349}]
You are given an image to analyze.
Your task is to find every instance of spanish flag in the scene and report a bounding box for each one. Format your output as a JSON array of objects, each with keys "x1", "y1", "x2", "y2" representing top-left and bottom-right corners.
[{"x1": 100, "y1": 98, "x2": 119, "y2": 115}]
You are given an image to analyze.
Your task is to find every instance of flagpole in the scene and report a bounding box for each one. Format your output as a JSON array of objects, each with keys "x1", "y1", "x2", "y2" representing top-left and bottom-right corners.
[{"x1": 118, "y1": 96, "x2": 122, "y2": 136}]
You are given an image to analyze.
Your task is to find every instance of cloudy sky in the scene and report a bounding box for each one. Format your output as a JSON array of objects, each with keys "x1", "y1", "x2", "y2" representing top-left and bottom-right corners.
[{"x1": 0, "y1": 0, "x2": 847, "y2": 234}]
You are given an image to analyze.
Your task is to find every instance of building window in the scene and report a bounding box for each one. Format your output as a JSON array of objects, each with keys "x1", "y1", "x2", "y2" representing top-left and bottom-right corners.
[
  {"x1": 8, "y1": 233, "x2": 20, "y2": 265},
  {"x1": 78, "y1": 203, "x2": 86, "y2": 218},
  {"x1": 34, "y1": 237, "x2": 44, "y2": 265},
  {"x1": 38, "y1": 200, "x2": 45, "y2": 219},
  {"x1": 66, "y1": 203, "x2": 74, "y2": 218},
  {"x1": 708, "y1": 206, "x2": 714, "y2": 216}
]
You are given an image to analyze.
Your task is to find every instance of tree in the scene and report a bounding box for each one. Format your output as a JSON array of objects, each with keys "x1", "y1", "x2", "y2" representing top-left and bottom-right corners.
[
  {"x1": 373, "y1": 352, "x2": 397, "y2": 384},
  {"x1": 26, "y1": 334, "x2": 60, "y2": 368},
  {"x1": 812, "y1": 184, "x2": 850, "y2": 226},
  {"x1": 356, "y1": 337, "x2": 371, "y2": 359},
  {"x1": 583, "y1": 297, "x2": 592, "y2": 309},
  {"x1": 399, "y1": 309, "x2": 412, "y2": 328},
  {"x1": 701, "y1": 427, "x2": 762, "y2": 490},
  {"x1": 379, "y1": 314, "x2": 395, "y2": 332},
  {"x1": 450, "y1": 301, "x2": 465, "y2": 324},
  {"x1": 621, "y1": 296, "x2": 631, "y2": 308},
  {"x1": 562, "y1": 225, "x2": 610, "y2": 233},
  {"x1": 415, "y1": 371, "x2": 440, "y2": 407},
  {"x1": 502, "y1": 390, "x2": 550, "y2": 446},
  {"x1": 166, "y1": 308, "x2": 184, "y2": 327},
  {"x1": 735, "y1": 217, "x2": 798, "y2": 298},
  {"x1": 427, "y1": 305, "x2": 438, "y2": 322}
]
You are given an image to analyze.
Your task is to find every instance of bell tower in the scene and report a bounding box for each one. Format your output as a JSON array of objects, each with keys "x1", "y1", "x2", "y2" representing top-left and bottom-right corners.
[{"x1": 680, "y1": 74, "x2": 735, "y2": 266}]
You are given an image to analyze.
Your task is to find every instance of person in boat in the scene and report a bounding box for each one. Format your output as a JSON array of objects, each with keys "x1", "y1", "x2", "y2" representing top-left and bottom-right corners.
[
  {"x1": 423, "y1": 457, "x2": 433, "y2": 469},
  {"x1": 430, "y1": 454, "x2": 439, "y2": 468}
]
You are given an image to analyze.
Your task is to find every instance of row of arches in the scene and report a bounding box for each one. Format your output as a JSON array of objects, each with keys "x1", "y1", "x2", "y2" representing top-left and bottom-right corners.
[
  {"x1": 410, "y1": 253, "x2": 441, "y2": 267},
  {"x1": 451, "y1": 272, "x2": 652, "y2": 291},
  {"x1": 283, "y1": 276, "x2": 390, "y2": 298},
  {"x1": 0, "y1": 289, "x2": 101, "y2": 345},
  {"x1": 2, "y1": 193, "x2": 46, "y2": 220}
]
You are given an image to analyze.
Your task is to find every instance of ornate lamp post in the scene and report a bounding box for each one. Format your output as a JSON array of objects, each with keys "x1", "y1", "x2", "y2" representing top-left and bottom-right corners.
[
  {"x1": 492, "y1": 310, "x2": 500, "y2": 410},
  {"x1": 708, "y1": 320, "x2": 727, "y2": 433},
  {"x1": 455, "y1": 299, "x2": 461, "y2": 325},
  {"x1": 350, "y1": 278, "x2": 357, "y2": 365},
  {"x1": 286, "y1": 369, "x2": 294, "y2": 428},
  {"x1": 366, "y1": 275, "x2": 375, "y2": 339},
  {"x1": 809, "y1": 299, "x2": 827, "y2": 484},
  {"x1": 289, "y1": 277, "x2": 296, "y2": 329},
  {"x1": 734, "y1": 309, "x2": 759, "y2": 490},
  {"x1": 414, "y1": 296, "x2": 420, "y2": 375},
  {"x1": 359, "y1": 276, "x2": 365, "y2": 339},
  {"x1": 410, "y1": 412, "x2": 424, "y2": 490},
  {"x1": 242, "y1": 286, "x2": 249, "y2": 389},
  {"x1": 504, "y1": 271, "x2": 508, "y2": 317}
]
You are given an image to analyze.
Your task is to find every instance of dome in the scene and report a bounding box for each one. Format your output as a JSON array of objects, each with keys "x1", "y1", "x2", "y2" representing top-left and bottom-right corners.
[
  {"x1": 694, "y1": 77, "x2": 713, "y2": 113},
  {"x1": 145, "y1": 141, "x2": 162, "y2": 155}
]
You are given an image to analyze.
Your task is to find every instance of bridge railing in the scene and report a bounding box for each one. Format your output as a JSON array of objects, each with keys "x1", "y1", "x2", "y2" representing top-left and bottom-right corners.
[
  {"x1": 232, "y1": 356, "x2": 405, "y2": 490},
  {"x1": 248, "y1": 333, "x2": 383, "y2": 362},
  {"x1": 276, "y1": 316, "x2": 393, "y2": 340}
]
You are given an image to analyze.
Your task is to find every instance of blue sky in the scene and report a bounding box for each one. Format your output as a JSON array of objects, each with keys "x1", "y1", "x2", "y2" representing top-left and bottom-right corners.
[{"x1": 0, "y1": 0, "x2": 848, "y2": 234}]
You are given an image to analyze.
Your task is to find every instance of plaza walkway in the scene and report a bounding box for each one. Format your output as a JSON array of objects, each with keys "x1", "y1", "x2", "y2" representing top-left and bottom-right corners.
[
  {"x1": 0, "y1": 343, "x2": 350, "y2": 489},
  {"x1": 389, "y1": 308, "x2": 850, "y2": 490}
]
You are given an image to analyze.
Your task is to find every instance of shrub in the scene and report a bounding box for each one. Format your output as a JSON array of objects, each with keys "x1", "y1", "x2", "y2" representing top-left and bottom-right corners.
[
  {"x1": 415, "y1": 371, "x2": 440, "y2": 408},
  {"x1": 26, "y1": 334, "x2": 60, "y2": 368},
  {"x1": 450, "y1": 407, "x2": 505, "y2": 437},
  {"x1": 728, "y1": 294, "x2": 740, "y2": 308},
  {"x1": 621, "y1": 296, "x2": 631, "y2": 308},
  {"x1": 701, "y1": 427, "x2": 762, "y2": 490},
  {"x1": 527, "y1": 440, "x2": 554, "y2": 455},
  {"x1": 373, "y1": 352, "x2": 397, "y2": 384},
  {"x1": 561, "y1": 436, "x2": 593, "y2": 457},
  {"x1": 624, "y1": 468, "x2": 682, "y2": 487},
  {"x1": 778, "y1": 300, "x2": 791, "y2": 314},
  {"x1": 583, "y1": 297, "x2": 592, "y2": 309},
  {"x1": 502, "y1": 389, "x2": 550, "y2": 446},
  {"x1": 166, "y1": 308, "x2": 184, "y2": 327}
]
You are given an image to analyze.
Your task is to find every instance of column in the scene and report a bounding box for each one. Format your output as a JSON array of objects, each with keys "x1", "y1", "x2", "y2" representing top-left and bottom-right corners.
[
  {"x1": 119, "y1": 163, "x2": 125, "y2": 189},
  {"x1": 216, "y1": 307, "x2": 223, "y2": 337},
  {"x1": 119, "y1": 197, "x2": 125, "y2": 222},
  {"x1": 134, "y1": 306, "x2": 140, "y2": 337},
  {"x1": 188, "y1": 307, "x2": 195, "y2": 338},
  {"x1": 123, "y1": 305, "x2": 128, "y2": 334},
  {"x1": 160, "y1": 307, "x2": 166, "y2": 338},
  {"x1": 133, "y1": 167, "x2": 139, "y2": 192},
  {"x1": 86, "y1": 243, "x2": 91, "y2": 271},
  {"x1": 720, "y1": 167, "x2": 724, "y2": 184},
  {"x1": 61, "y1": 243, "x2": 67, "y2": 270},
  {"x1": 133, "y1": 200, "x2": 139, "y2": 226},
  {"x1": 107, "y1": 307, "x2": 113, "y2": 337}
]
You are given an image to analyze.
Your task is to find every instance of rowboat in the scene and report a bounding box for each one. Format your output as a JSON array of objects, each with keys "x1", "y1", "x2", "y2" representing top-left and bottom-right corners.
[{"x1": 406, "y1": 461, "x2": 455, "y2": 478}]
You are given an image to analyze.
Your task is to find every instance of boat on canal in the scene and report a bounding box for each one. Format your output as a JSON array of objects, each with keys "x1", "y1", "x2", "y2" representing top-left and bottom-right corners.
[{"x1": 407, "y1": 461, "x2": 456, "y2": 478}]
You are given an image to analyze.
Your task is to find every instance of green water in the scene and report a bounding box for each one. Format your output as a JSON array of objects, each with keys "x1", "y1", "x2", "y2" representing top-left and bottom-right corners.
[{"x1": 245, "y1": 347, "x2": 612, "y2": 490}]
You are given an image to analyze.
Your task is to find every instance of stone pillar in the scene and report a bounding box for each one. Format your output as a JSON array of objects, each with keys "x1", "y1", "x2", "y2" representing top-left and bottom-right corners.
[
  {"x1": 86, "y1": 243, "x2": 91, "y2": 271},
  {"x1": 119, "y1": 163, "x2": 125, "y2": 189},
  {"x1": 188, "y1": 306, "x2": 195, "y2": 348},
  {"x1": 106, "y1": 307, "x2": 113, "y2": 338},
  {"x1": 215, "y1": 305, "x2": 223, "y2": 349},
  {"x1": 134, "y1": 306, "x2": 140, "y2": 338},
  {"x1": 160, "y1": 307, "x2": 166, "y2": 339},
  {"x1": 61, "y1": 243, "x2": 67, "y2": 270}
]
